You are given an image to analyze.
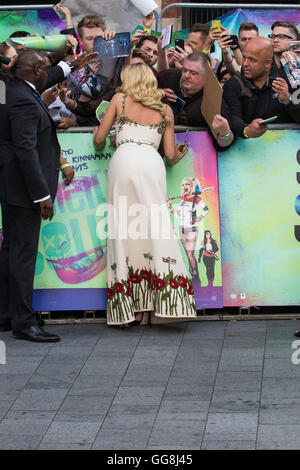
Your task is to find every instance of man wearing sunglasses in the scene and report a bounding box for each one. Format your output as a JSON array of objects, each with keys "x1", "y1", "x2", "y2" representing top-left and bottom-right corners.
[{"x1": 269, "y1": 21, "x2": 299, "y2": 69}]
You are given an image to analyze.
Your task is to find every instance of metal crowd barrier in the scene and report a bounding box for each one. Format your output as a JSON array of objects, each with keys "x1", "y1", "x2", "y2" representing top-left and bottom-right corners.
[
  {"x1": 155, "y1": 2, "x2": 300, "y2": 31},
  {"x1": 49, "y1": 124, "x2": 300, "y2": 323}
]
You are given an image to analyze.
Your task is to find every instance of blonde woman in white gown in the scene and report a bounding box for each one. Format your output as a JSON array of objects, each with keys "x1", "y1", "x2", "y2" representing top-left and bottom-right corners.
[{"x1": 93, "y1": 63, "x2": 197, "y2": 326}]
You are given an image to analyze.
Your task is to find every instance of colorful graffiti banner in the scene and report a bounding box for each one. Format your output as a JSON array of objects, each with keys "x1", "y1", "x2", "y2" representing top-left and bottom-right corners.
[
  {"x1": 218, "y1": 130, "x2": 300, "y2": 307},
  {"x1": 1, "y1": 130, "x2": 299, "y2": 310},
  {"x1": 0, "y1": 9, "x2": 66, "y2": 42},
  {"x1": 210, "y1": 8, "x2": 300, "y2": 60},
  {"x1": 33, "y1": 131, "x2": 221, "y2": 311},
  {"x1": 0, "y1": 131, "x2": 221, "y2": 311},
  {"x1": 166, "y1": 132, "x2": 223, "y2": 309}
]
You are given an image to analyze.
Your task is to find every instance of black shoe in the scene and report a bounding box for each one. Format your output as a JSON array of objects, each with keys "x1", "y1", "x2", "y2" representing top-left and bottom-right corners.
[
  {"x1": 0, "y1": 323, "x2": 12, "y2": 332},
  {"x1": 294, "y1": 330, "x2": 300, "y2": 337},
  {"x1": 13, "y1": 325, "x2": 60, "y2": 343}
]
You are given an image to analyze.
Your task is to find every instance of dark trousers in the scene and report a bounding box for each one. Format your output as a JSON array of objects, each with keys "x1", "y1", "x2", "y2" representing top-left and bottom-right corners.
[
  {"x1": 0, "y1": 202, "x2": 41, "y2": 331},
  {"x1": 203, "y1": 255, "x2": 215, "y2": 286}
]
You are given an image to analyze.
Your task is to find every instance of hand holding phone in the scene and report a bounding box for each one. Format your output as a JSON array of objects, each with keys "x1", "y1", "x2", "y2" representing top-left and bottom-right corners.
[
  {"x1": 175, "y1": 39, "x2": 185, "y2": 51},
  {"x1": 258, "y1": 116, "x2": 278, "y2": 126}
]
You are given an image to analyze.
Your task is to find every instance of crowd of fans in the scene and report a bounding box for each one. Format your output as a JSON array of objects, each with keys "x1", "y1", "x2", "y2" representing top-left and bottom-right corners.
[{"x1": 0, "y1": 3, "x2": 299, "y2": 142}]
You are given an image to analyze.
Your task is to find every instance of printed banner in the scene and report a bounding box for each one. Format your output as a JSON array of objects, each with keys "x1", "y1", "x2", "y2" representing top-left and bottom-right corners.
[
  {"x1": 210, "y1": 8, "x2": 300, "y2": 60},
  {"x1": 1, "y1": 130, "x2": 299, "y2": 311},
  {"x1": 166, "y1": 132, "x2": 223, "y2": 309},
  {"x1": 33, "y1": 131, "x2": 221, "y2": 311},
  {"x1": 218, "y1": 130, "x2": 300, "y2": 307},
  {"x1": 0, "y1": 9, "x2": 66, "y2": 42}
]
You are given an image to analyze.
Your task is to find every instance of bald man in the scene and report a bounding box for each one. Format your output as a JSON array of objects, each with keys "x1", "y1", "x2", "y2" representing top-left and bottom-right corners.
[
  {"x1": 223, "y1": 36, "x2": 300, "y2": 139},
  {"x1": 0, "y1": 50, "x2": 61, "y2": 342}
]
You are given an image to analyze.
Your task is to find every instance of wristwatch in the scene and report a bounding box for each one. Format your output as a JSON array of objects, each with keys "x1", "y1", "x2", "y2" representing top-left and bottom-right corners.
[{"x1": 64, "y1": 60, "x2": 75, "y2": 73}]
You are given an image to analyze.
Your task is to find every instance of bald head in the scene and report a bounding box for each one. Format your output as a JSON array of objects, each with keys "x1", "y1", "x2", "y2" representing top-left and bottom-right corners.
[
  {"x1": 242, "y1": 36, "x2": 274, "y2": 84},
  {"x1": 12, "y1": 49, "x2": 48, "y2": 90},
  {"x1": 243, "y1": 36, "x2": 273, "y2": 60}
]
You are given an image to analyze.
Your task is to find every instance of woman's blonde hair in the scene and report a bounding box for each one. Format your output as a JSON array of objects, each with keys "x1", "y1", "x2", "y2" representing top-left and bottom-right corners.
[{"x1": 120, "y1": 63, "x2": 170, "y2": 124}]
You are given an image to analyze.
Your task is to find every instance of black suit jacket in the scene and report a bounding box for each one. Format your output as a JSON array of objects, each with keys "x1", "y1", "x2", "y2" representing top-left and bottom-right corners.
[{"x1": 0, "y1": 77, "x2": 61, "y2": 208}]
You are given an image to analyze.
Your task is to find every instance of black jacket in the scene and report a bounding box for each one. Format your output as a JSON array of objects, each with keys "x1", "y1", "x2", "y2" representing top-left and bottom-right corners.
[
  {"x1": 222, "y1": 60, "x2": 300, "y2": 138},
  {"x1": 158, "y1": 67, "x2": 231, "y2": 128},
  {"x1": 0, "y1": 78, "x2": 61, "y2": 208}
]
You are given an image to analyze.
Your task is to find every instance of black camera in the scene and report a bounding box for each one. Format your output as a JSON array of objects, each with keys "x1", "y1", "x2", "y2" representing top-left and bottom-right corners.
[{"x1": 0, "y1": 54, "x2": 11, "y2": 65}]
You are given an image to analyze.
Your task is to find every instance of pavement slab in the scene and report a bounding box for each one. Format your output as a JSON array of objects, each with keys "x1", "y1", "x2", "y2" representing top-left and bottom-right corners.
[{"x1": 0, "y1": 319, "x2": 299, "y2": 450}]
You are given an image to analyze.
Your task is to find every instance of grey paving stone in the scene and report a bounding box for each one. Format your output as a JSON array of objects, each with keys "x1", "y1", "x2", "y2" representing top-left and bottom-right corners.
[
  {"x1": 2, "y1": 341, "x2": 52, "y2": 357},
  {"x1": 261, "y1": 377, "x2": 300, "y2": 401},
  {"x1": 259, "y1": 403, "x2": 300, "y2": 425},
  {"x1": 263, "y1": 358, "x2": 300, "y2": 378},
  {"x1": 30, "y1": 363, "x2": 82, "y2": 384},
  {"x1": 176, "y1": 348, "x2": 222, "y2": 362},
  {"x1": 54, "y1": 412, "x2": 104, "y2": 424},
  {"x1": 214, "y1": 371, "x2": 262, "y2": 392},
  {"x1": 80, "y1": 357, "x2": 131, "y2": 376},
  {"x1": 92, "y1": 426, "x2": 151, "y2": 450},
  {"x1": 102, "y1": 412, "x2": 156, "y2": 429},
  {"x1": 38, "y1": 442, "x2": 91, "y2": 450},
  {"x1": 0, "y1": 410, "x2": 55, "y2": 435},
  {"x1": 210, "y1": 390, "x2": 260, "y2": 413},
  {"x1": 143, "y1": 323, "x2": 187, "y2": 336},
  {"x1": 164, "y1": 379, "x2": 214, "y2": 401},
  {"x1": 201, "y1": 440, "x2": 256, "y2": 450},
  {"x1": 138, "y1": 335, "x2": 183, "y2": 349},
  {"x1": 105, "y1": 404, "x2": 158, "y2": 423},
  {"x1": 75, "y1": 373, "x2": 123, "y2": 387},
  {"x1": 168, "y1": 367, "x2": 216, "y2": 386},
  {"x1": 121, "y1": 364, "x2": 172, "y2": 386},
  {"x1": 146, "y1": 445, "x2": 200, "y2": 450},
  {"x1": 69, "y1": 375, "x2": 119, "y2": 397},
  {"x1": 0, "y1": 374, "x2": 31, "y2": 398},
  {"x1": 184, "y1": 322, "x2": 227, "y2": 338},
  {"x1": 171, "y1": 361, "x2": 218, "y2": 379},
  {"x1": 148, "y1": 420, "x2": 205, "y2": 448},
  {"x1": 222, "y1": 335, "x2": 266, "y2": 349},
  {"x1": 266, "y1": 328, "x2": 297, "y2": 341},
  {"x1": 180, "y1": 338, "x2": 224, "y2": 349},
  {"x1": 25, "y1": 373, "x2": 74, "y2": 390},
  {"x1": 0, "y1": 400, "x2": 14, "y2": 420},
  {"x1": 11, "y1": 388, "x2": 69, "y2": 411},
  {"x1": 257, "y1": 424, "x2": 300, "y2": 449},
  {"x1": 0, "y1": 355, "x2": 44, "y2": 375},
  {"x1": 130, "y1": 348, "x2": 178, "y2": 366},
  {"x1": 41, "y1": 421, "x2": 101, "y2": 444},
  {"x1": 112, "y1": 386, "x2": 165, "y2": 406},
  {"x1": 58, "y1": 395, "x2": 113, "y2": 416},
  {"x1": 218, "y1": 348, "x2": 264, "y2": 371},
  {"x1": 156, "y1": 399, "x2": 210, "y2": 421},
  {"x1": 204, "y1": 412, "x2": 258, "y2": 441},
  {"x1": 264, "y1": 343, "x2": 294, "y2": 359},
  {"x1": 226, "y1": 320, "x2": 266, "y2": 333},
  {"x1": 43, "y1": 347, "x2": 93, "y2": 362},
  {"x1": 92, "y1": 336, "x2": 141, "y2": 353},
  {"x1": 0, "y1": 434, "x2": 42, "y2": 450}
]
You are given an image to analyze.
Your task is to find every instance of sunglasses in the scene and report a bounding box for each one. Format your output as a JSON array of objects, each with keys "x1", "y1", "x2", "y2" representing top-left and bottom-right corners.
[{"x1": 268, "y1": 33, "x2": 295, "y2": 40}]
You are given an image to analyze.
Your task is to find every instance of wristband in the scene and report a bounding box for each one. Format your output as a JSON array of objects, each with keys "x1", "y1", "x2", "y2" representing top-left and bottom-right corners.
[
  {"x1": 202, "y1": 49, "x2": 210, "y2": 54},
  {"x1": 243, "y1": 127, "x2": 249, "y2": 139},
  {"x1": 60, "y1": 163, "x2": 71, "y2": 170}
]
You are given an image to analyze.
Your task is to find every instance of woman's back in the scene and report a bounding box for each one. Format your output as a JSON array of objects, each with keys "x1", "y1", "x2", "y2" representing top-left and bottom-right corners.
[
  {"x1": 115, "y1": 93, "x2": 165, "y2": 150},
  {"x1": 117, "y1": 93, "x2": 164, "y2": 126}
]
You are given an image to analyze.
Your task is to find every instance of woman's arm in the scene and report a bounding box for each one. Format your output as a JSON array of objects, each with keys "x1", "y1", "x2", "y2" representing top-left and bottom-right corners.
[
  {"x1": 163, "y1": 105, "x2": 188, "y2": 166},
  {"x1": 93, "y1": 94, "x2": 119, "y2": 150}
]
